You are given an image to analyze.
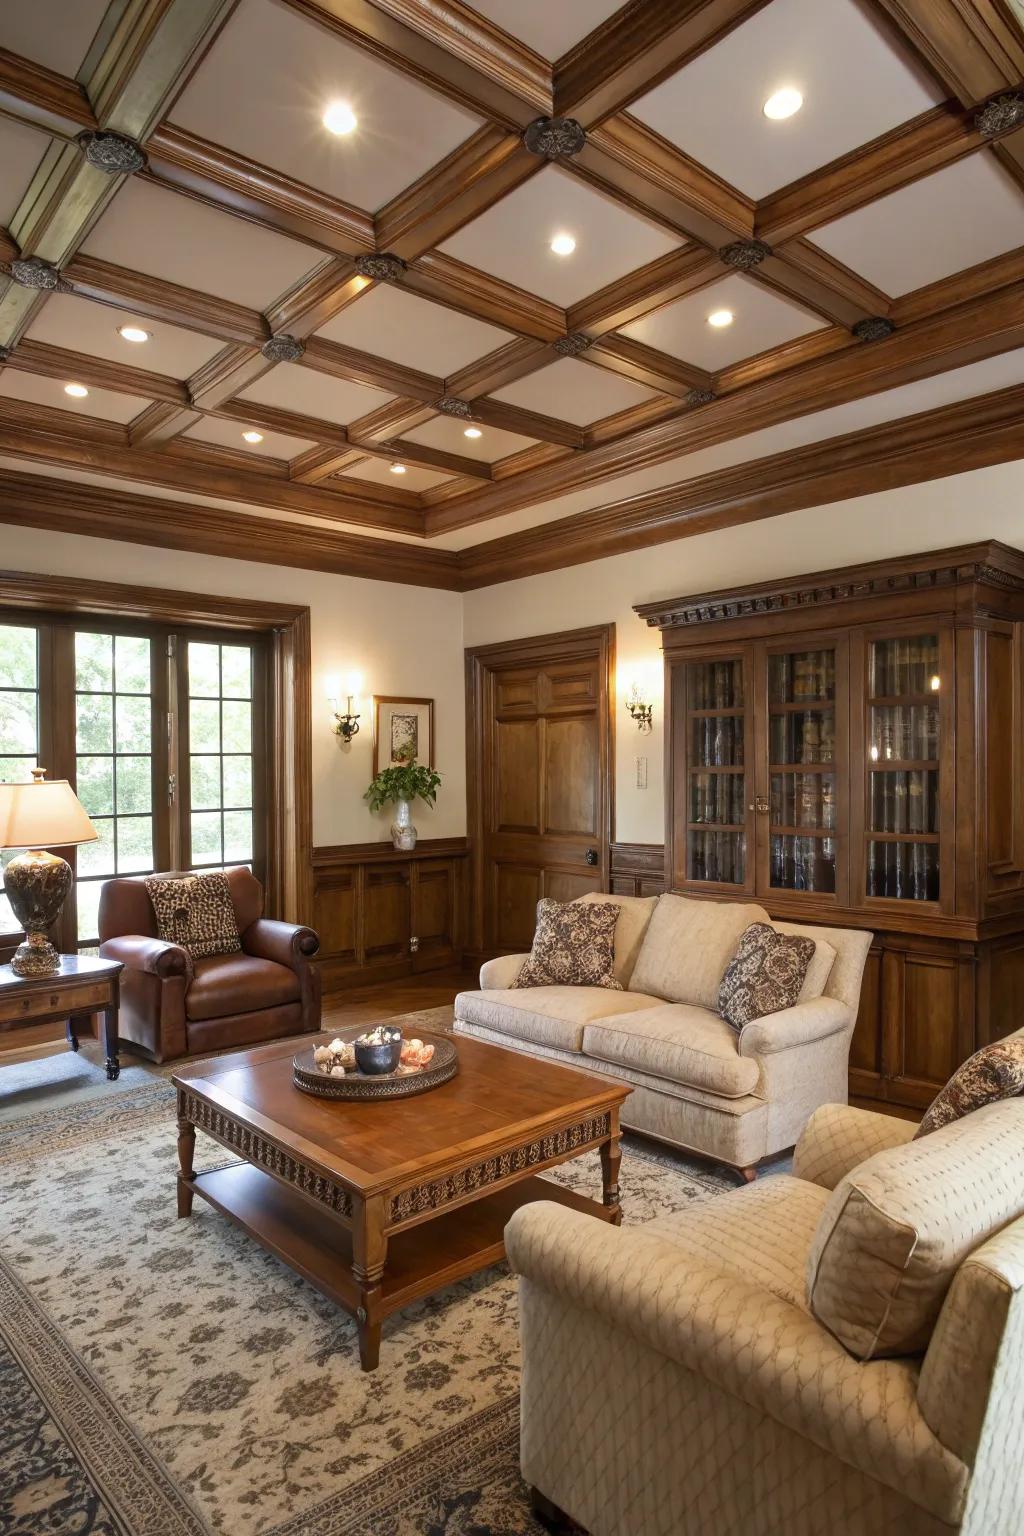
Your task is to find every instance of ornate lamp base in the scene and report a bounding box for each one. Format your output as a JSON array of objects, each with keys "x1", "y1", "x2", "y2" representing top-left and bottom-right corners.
[
  {"x1": 11, "y1": 930, "x2": 61, "y2": 978},
  {"x1": 5, "y1": 848, "x2": 73, "y2": 977}
]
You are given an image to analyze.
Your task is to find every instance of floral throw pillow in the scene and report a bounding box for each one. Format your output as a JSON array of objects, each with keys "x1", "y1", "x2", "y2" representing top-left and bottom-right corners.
[
  {"x1": 144, "y1": 872, "x2": 241, "y2": 960},
  {"x1": 718, "y1": 922, "x2": 815, "y2": 1030},
  {"x1": 915, "y1": 1039, "x2": 1024, "y2": 1138},
  {"x1": 511, "y1": 898, "x2": 622, "y2": 990}
]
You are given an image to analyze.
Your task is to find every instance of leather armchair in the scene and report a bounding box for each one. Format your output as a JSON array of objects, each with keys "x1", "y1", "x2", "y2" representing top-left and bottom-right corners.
[{"x1": 98, "y1": 868, "x2": 321, "y2": 1062}]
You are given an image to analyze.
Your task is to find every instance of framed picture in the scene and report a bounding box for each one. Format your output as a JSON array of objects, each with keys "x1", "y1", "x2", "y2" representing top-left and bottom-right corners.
[{"x1": 372, "y1": 696, "x2": 435, "y2": 775}]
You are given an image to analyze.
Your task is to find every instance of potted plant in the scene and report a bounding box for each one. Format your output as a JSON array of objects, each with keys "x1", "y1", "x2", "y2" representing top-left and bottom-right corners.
[{"x1": 365, "y1": 759, "x2": 442, "y2": 850}]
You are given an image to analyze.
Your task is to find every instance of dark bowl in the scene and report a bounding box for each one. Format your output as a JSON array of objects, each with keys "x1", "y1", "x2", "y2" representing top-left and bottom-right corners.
[{"x1": 354, "y1": 1038, "x2": 403, "y2": 1075}]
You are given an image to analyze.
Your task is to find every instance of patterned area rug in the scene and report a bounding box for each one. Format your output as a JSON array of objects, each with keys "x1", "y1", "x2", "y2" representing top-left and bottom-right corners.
[{"x1": 0, "y1": 1012, "x2": 733, "y2": 1535}]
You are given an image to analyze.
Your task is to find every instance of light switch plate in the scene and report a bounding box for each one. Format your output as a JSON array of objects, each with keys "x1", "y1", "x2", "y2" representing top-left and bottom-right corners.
[{"x1": 635, "y1": 755, "x2": 648, "y2": 789}]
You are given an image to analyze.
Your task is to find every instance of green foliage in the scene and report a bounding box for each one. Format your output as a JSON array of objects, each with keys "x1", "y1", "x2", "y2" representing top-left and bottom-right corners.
[{"x1": 364, "y1": 758, "x2": 442, "y2": 813}]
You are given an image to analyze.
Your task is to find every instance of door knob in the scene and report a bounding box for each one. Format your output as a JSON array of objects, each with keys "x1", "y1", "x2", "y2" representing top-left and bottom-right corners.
[{"x1": 585, "y1": 848, "x2": 599, "y2": 866}]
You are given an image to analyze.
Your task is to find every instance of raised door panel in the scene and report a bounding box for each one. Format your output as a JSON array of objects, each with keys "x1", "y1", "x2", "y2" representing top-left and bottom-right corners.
[
  {"x1": 546, "y1": 870, "x2": 601, "y2": 903},
  {"x1": 543, "y1": 666, "x2": 598, "y2": 710},
  {"x1": 900, "y1": 954, "x2": 961, "y2": 1091},
  {"x1": 312, "y1": 872, "x2": 356, "y2": 963},
  {"x1": 494, "y1": 862, "x2": 542, "y2": 951},
  {"x1": 494, "y1": 718, "x2": 541, "y2": 833},
  {"x1": 544, "y1": 715, "x2": 598, "y2": 837},
  {"x1": 363, "y1": 868, "x2": 410, "y2": 963},
  {"x1": 849, "y1": 942, "x2": 883, "y2": 1078},
  {"x1": 413, "y1": 862, "x2": 453, "y2": 946},
  {"x1": 495, "y1": 671, "x2": 539, "y2": 713}
]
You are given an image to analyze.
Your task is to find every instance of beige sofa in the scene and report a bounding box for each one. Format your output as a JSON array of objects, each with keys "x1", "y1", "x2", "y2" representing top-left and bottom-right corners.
[
  {"x1": 507, "y1": 1083, "x2": 1024, "y2": 1536},
  {"x1": 455, "y1": 892, "x2": 872, "y2": 1177}
]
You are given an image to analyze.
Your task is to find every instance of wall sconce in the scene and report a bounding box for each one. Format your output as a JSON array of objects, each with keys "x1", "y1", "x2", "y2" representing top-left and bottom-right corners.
[
  {"x1": 328, "y1": 671, "x2": 363, "y2": 742},
  {"x1": 626, "y1": 682, "x2": 653, "y2": 733}
]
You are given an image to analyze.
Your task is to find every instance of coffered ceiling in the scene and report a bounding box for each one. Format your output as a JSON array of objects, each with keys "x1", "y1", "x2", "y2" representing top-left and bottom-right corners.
[{"x1": 0, "y1": 0, "x2": 1023, "y2": 591}]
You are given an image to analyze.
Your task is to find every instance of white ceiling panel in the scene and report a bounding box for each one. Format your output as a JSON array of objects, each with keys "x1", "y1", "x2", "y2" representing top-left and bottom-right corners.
[
  {"x1": 405, "y1": 414, "x2": 536, "y2": 462},
  {"x1": 185, "y1": 415, "x2": 316, "y2": 460},
  {"x1": 315, "y1": 286, "x2": 513, "y2": 376},
  {"x1": 238, "y1": 363, "x2": 394, "y2": 426},
  {"x1": 342, "y1": 459, "x2": 451, "y2": 492},
  {"x1": 0, "y1": 118, "x2": 50, "y2": 228},
  {"x1": 81, "y1": 179, "x2": 321, "y2": 309},
  {"x1": 439, "y1": 166, "x2": 682, "y2": 306},
  {"x1": 0, "y1": 370, "x2": 149, "y2": 424},
  {"x1": 631, "y1": 0, "x2": 943, "y2": 198},
  {"x1": 173, "y1": 0, "x2": 482, "y2": 212},
  {"x1": 26, "y1": 294, "x2": 224, "y2": 379},
  {"x1": 810, "y1": 154, "x2": 1024, "y2": 296},
  {"x1": 464, "y1": 0, "x2": 626, "y2": 61},
  {"x1": 1, "y1": 0, "x2": 108, "y2": 76},
  {"x1": 622, "y1": 273, "x2": 827, "y2": 368},
  {"x1": 491, "y1": 357, "x2": 656, "y2": 424}
]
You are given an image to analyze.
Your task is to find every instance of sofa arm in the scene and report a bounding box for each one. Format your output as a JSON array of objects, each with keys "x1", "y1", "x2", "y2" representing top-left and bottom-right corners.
[
  {"x1": 242, "y1": 918, "x2": 320, "y2": 969},
  {"x1": 99, "y1": 934, "x2": 191, "y2": 980},
  {"x1": 738, "y1": 995, "x2": 849, "y2": 1056},
  {"x1": 479, "y1": 952, "x2": 528, "y2": 988},
  {"x1": 507, "y1": 1201, "x2": 965, "y2": 1522},
  {"x1": 793, "y1": 1102, "x2": 918, "y2": 1190}
]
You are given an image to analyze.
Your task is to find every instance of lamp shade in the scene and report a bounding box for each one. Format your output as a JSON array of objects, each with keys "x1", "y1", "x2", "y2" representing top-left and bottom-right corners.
[{"x1": 0, "y1": 777, "x2": 97, "y2": 851}]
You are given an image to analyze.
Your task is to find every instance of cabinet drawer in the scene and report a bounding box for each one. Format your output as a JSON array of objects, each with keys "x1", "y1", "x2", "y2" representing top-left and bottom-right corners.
[{"x1": 0, "y1": 980, "x2": 113, "y2": 1025}]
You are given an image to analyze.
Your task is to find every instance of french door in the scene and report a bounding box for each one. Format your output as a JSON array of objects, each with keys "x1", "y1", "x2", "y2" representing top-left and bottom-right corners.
[{"x1": 0, "y1": 616, "x2": 266, "y2": 952}]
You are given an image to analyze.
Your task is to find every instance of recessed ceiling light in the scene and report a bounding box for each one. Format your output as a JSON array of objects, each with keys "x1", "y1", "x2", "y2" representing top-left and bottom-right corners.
[
  {"x1": 323, "y1": 100, "x2": 357, "y2": 136},
  {"x1": 763, "y1": 87, "x2": 803, "y2": 120},
  {"x1": 64, "y1": 382, "x2": 88, "y2": 398},
  {"x1": 118, "y1": 324, "x2": 150, "y2": 344},
  {"x1": 242, "y1": 430, "x2": 263, "y2": 444},
  {"x1": 390, "y1": 463, "x2": 406, "y2": 474},
  {"x1": 707, "y1": 309, "x2": 734, "y2": 328},
  {"x1": 463, "y1": 427, "x2": 482, "y2": 439},
  {"x1": 550, "y1": 233, "x2": 576, "y2": 257}
]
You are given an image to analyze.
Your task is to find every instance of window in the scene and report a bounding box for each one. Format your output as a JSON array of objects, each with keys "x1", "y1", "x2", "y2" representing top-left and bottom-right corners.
[{"x1": 0, "y1": 615, "x2": 267, "y2": 952}]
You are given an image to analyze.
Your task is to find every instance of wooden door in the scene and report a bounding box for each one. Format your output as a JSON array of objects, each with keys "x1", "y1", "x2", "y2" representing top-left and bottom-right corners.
[{"x1": 466, "y1": 627, "x2": 614, "y2": 955}]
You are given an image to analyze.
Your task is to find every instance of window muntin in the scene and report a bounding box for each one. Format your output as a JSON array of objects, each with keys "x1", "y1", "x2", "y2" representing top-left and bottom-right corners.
[{"x1": 187, "y1": 641, "x2": 255, "y2": 872}]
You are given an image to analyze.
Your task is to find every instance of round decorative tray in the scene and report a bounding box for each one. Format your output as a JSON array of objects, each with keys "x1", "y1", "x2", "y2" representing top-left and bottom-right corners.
[{"x1": 292, "y1": 1029, "x2": 458, "y2": 1101}]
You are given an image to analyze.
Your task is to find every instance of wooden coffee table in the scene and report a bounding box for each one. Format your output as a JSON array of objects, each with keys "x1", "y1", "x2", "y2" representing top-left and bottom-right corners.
[{"x1": 172, "y1": 1032, "x2": 629, "y2": 1370}]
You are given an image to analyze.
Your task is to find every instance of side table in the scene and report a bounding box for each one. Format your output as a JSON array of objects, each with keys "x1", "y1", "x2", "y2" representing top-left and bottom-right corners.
[{"x1": 0, "y1": 956, "x2": 125, "y2": 1079}]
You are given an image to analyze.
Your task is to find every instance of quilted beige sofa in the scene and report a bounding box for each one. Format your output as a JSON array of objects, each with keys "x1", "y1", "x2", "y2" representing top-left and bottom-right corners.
[
  {"x1": 454, "y1": 892, "x2": 872, "y2": 1177},
  {"x1": 507, "y1": 1081, "x2": 1024, "y2": 1536}
]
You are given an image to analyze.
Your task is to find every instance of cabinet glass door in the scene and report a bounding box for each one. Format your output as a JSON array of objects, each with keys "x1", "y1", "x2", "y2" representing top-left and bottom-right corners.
[
  {"x1": 864, "y1": 635, "x2": 941, "y2": 902},
  {"x1": 766, "y1": 647, "x2": 839, "y2": 894},
  {"x1": 684, "y1": 657, "x2": 747, "y2": 886}
]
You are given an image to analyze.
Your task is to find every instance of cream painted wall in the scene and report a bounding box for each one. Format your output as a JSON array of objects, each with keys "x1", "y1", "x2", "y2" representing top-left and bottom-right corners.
[
  {"x1": 6, "y1": 527, "x2": 466, "y2": 847},
  {"x1": 462, "y1": 460, "x2": 1024, "y2": 845}
]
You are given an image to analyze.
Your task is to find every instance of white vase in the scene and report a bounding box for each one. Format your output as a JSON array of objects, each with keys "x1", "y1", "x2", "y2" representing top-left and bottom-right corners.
[{"x1": 391, "y1": 798, "x2": 417, "y2": 850}]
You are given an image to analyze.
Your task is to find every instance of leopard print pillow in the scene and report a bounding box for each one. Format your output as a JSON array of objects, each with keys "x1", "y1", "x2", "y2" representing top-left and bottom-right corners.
[
  {"x1": 511, "y1": 898, "x2": 622, "y2": 990},
  {"x1": 144, "y1": 872, "x2": 241, "y2": 960},
  {"x1": 718, "y1": 922, "x2": 815, "y2": 1030},
  {"x1": 915, "y1": 1038, "x2": 1024, "y2": 1137}
]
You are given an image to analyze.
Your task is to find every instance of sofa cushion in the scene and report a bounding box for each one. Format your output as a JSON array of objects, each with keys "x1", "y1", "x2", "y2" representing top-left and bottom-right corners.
[
  {"x1": 583, "y1": 1003, "x2": 761, "y2": 1098},
  {"x1": 776, "y1": 925, "x2": 837, "y2": 1002},
  {"x1": 629, "y1": 893, "x2": 771, "y2": 1008},
  {"x1": 454, "y1": 986, "x2": 664, "y2": 1054},
  {"x1": 719, "y1": 922, "x2": 816, "y2": 1029},
  {"x1": 915, "y1": 1036, "x2": 1024, "y2": 1137},
  {"x1": 644, "y1": 1175, "x2": 830, "y2": 1309},
  {"x1": 575, "y1": 891, "x2": 658, "y2": 988},
  {"x1": 186, "y1": 953, "x2": 298, "y2": 1021},
  {"x1": 511, "y1": 897, "x2": 621, "y2": 990},
  {"x1": 806, "y1": 1096, "x2": 1024, "y2": 1360},
  {"x1": 145, "y1": 871, "x2": 241, "y2": 960}
]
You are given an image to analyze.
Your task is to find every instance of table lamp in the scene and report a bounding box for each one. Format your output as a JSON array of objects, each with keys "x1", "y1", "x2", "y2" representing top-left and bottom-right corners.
[{"x1": 0, "y1": 768, "x2": 97, "y2": 977}]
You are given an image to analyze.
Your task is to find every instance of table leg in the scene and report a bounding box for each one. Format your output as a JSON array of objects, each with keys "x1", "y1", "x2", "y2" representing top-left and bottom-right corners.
[
  {"x1": 102, "y1": 1004, "x2": 120, "y2": 1081},
  {"x1": 177, "y1": 1118, "x2": 196, "y2": 1218},
  {"x1": 600, "y1": 1113, "x2": 622, "y2": 1226},
  {"x1": 65, "y1": 1016, "x2": 80, "y2": 1052},
  {"x1": 352, "y1": 1194, "x2": 388, "y2": 1371}
]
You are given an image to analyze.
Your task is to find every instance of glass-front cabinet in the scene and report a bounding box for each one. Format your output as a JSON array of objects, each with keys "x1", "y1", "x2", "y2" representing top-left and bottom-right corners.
[{"x1": 671, "y1": 627, "x2": 950, "y2": 912}]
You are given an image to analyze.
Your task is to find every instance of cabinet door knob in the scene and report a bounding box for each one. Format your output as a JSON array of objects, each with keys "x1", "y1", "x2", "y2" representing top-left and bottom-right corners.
[
  {"x1": 755, "y1": 796, "x2": 770, "y2": 814},
  {"x1": 585, "y1": 848, "x2": 599, "y2": 867}
]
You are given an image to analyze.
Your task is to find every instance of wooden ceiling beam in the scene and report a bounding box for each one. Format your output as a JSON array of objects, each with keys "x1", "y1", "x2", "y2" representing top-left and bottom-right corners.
[
  {"x1": 3, "y1": 337, "x2": 188, "y2": 403},
  {"x1": 586, "y1": 335, "x2": 713, "y2": 397},
  {"x1": 445, "y1": 337, "x2": 556, "y2": 397},
  {"x1": 401, "y1": 251, "x2": 566, "y2": 340},
  {"x1": 458, "y1": 378, "x2": 1024, "y2": 586},
  {"x1": 368, "y1": 436, "x2": 493, "y2": 481},
  {"x1": 62, "y1": 253, "x2": 266, "y2": 346},
  {"x1": 0, "y1": 48, "x2": 96, "y2": 138},
  {"x1": 554, "y1": 0, "x2": 771, "y2": 125},
  {"x1": 0, "y1": 466, "x2": 459, "y2": 588},
  {"x1": 0, "y1": 0, "x2": 239, "y2": 348},
  {"x1": 129, "y1": 399, "x2": 203, "y2": 446},
  {"x1": 567, "y1": 247, "x2": 724, "y2": 336},
  {"x1": 867, "y1": 0, "x2": 1024, "y2": 104},
  {"x1": 302, "y1": 336, "x2": 444, "y2": 403},
  {"x1": 0, "y1": 396, "x2": 425, "y2": 533},
  {"x1": 276, "y1": 0, "x2": 549, "y2": 128},
  {"x1": 423, "y1": 277, "x2": 1024, "y2": 533},
  {"x1": 753, "y1": 244, "x2": 892, "y2": 326}
]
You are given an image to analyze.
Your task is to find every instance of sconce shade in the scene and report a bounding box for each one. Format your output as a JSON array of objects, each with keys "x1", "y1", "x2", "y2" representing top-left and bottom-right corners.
[{"x1": 0, "y1": 777, "x2": 98, "y2": 850}]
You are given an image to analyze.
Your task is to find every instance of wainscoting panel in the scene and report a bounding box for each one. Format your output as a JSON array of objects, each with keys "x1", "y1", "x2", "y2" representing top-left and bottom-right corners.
[
  {"x1": 610, "y1": 843, "x2": 667, "y2": 897},
  {"x1": 312, "y1": 839, "x2": 468, "y2": 992}
]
